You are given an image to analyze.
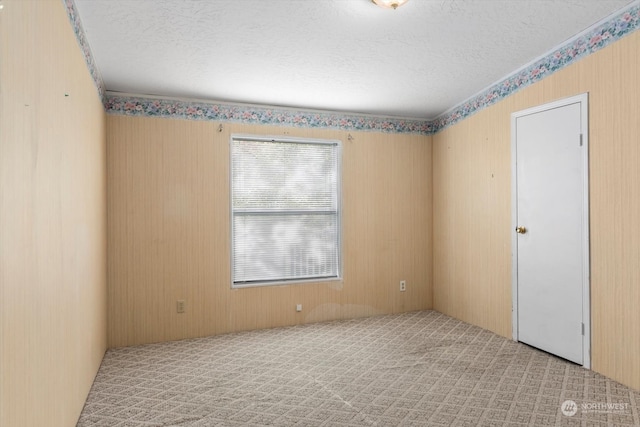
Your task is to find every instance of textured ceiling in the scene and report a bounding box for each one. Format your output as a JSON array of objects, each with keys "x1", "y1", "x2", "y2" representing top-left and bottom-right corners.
[{"x1": 74, "y1": 0, "x2": 633, "y2": 119}]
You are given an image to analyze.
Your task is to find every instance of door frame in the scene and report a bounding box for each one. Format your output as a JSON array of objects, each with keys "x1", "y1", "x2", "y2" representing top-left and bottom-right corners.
[{"x1": 510, "y1": 93, "x2": 591, "y2": 368}]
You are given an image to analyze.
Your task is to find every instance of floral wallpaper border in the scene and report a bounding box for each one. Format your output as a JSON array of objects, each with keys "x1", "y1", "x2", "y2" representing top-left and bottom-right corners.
[
  {"x1": 432, "y1": 3, "x2": 640, "y2": 131},
  {"x1": 104, "y1": 96, "x2": 436, "y2": 135},
  {"x1": 65, "y1": 0, "x2": 639, "y2": 135},
  {"x1": 63, "y1": 0, "x2": 106, "y2": 102}
]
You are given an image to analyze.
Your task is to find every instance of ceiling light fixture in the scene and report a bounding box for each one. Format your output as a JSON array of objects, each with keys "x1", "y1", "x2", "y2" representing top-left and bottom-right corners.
[{"x1": 371, "y1": 0, "x2": 409, "y2": 10}]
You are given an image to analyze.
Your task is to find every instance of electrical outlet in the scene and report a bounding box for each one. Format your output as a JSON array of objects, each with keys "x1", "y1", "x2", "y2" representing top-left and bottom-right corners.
[
  {"x1": 400, "y1": 280, "x2": 406, "y2": 292},
  {"x1": 296, "y1": 304, "x2": 303, "y2": 312},
  {"x1": 177, "y1": 300, "x2": 186, "y2": 313}
]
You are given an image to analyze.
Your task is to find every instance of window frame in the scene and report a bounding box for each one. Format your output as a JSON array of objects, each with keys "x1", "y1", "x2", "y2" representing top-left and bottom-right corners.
[{"x1": 229, "y1": 134, "x2": 343, "y2": 289}]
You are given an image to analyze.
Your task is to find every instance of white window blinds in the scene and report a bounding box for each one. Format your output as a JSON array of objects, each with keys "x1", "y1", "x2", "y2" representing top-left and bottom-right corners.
[{"x1": 231, "y1": 135, "x2": 341, "y2": 287}]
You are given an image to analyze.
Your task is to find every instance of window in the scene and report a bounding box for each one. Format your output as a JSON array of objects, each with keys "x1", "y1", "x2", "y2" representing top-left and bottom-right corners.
[{"x1": 230, "y1": 135, "x2": 341, "y2": 287}]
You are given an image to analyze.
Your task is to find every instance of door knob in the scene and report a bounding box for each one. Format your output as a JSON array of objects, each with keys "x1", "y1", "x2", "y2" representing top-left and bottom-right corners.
[{"x1": 515, "y1": 226, "x2": 527, "y2": 234}]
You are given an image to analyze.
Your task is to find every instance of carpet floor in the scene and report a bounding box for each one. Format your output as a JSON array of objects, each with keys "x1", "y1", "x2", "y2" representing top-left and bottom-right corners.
[{"x1": 77, "y1": 311, "x2": 640, "y2": 426}]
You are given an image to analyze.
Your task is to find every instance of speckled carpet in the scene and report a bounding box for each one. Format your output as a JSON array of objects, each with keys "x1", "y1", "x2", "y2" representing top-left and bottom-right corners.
[{"x1": 77, "y1": 311, "x2": 640, "y2": 426}]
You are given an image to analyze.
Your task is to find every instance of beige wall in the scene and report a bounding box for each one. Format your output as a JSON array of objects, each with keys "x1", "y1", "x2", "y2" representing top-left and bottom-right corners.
[
  {"x1": 0, "y1": 0, "x2": 107, "y2": 426},
  {"x1": 107, "y1": 116, "x2": 433, "y2": 348},
  {"x1": 433, "y1": 32, "x2": 640, "y2": 390}
]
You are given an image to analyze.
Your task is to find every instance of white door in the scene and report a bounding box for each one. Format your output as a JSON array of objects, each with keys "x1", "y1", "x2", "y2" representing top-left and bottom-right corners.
[{"x1": 511, "y1": 94, "x2": 590, "y2": 367}]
